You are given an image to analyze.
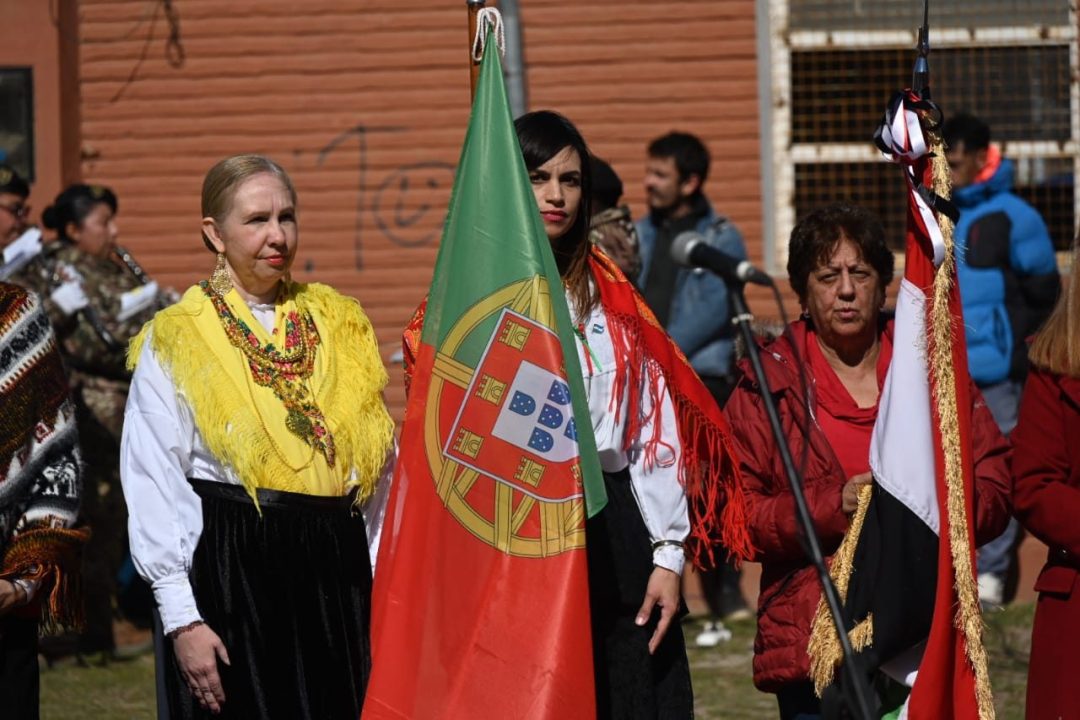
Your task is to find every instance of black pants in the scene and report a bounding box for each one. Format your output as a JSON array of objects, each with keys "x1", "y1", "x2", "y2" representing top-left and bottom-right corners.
[
  {"x1": 697, "y1": 374, "x2": 746, "y2": 620},
  {"x1": 587, "y1": 469, "x2": 693, "y2": 719},
  {"x1": 77, "y1": 406, "x2": 126, "y2": 654},
  {"x1": 163, "y1": 481, "x2": 372, "y2": 720},
  {"x1": 0, "y1": 617, "x2": 40, "y2": 720},
  {"x1": 776, "y1": 681, "x2": 822, "y2": 720}
]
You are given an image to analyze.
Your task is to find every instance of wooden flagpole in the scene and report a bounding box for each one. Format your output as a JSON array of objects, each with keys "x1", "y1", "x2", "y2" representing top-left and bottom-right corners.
[{"x1": 467, "y1": 0, "x2": 486, "y2": 100}]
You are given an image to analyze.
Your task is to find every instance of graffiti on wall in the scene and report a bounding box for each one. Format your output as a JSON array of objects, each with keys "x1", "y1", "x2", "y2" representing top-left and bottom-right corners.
[{"x1": 315, "y1": 124, "x2": 455, "y2": 270}]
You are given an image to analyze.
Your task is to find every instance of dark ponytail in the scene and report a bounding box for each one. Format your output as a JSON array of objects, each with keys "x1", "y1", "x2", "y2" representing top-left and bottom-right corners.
[{"x1": 41, "y1": 184, "x2": 118, "y2": 241}]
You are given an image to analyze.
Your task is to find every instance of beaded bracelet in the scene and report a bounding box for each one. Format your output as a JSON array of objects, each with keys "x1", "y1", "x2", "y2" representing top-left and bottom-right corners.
[
  {"x1": 167, "y1": 620, "x2": 206, "y2": 640},
  {"x1": 650, "y1": 539, "x2": 685, "y2": 551}
]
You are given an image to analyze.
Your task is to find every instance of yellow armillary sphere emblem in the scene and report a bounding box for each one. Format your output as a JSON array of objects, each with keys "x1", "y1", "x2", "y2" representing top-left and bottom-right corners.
[{"x1": 424, "y1": 276, "x2": 587, "y2": 558}]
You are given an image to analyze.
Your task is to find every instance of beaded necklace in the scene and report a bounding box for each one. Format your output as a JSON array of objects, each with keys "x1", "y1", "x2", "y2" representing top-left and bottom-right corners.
[{"x1": 200, "y1": 281, "x2": 336, "y2": 467}]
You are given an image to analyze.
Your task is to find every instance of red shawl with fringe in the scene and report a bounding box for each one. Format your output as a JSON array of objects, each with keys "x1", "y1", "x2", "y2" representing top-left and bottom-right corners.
[{"x1": 402, "y1": 248, "x2": 750, "y2": 567}]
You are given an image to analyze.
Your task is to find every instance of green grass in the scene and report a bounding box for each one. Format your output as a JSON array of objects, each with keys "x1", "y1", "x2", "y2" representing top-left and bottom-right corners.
[
  {"x1": 688, "y1": 603, "x2": 1035, "y2": 719},
  {"x1": 688, "y1": 615, "x2": 776, "y2": 718},
  {"x1": 40, "y1": 604, "x2": 1036, "y2": 719},
  {"x1": 40, "y1": 653, "x2": 155, "y2": 719},
  {"x1": 982, "y1": 602, "x2": 1035, "y2": 720}
]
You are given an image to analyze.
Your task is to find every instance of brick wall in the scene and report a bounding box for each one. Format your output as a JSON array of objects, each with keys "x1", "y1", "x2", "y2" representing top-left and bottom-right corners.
[{"x1": 76, "y1": 0, "x2": 764, "y2": 416}]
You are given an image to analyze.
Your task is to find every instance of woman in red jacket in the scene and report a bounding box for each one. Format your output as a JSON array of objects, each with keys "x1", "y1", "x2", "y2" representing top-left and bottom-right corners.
[
  {"x1": 1012, "y1": 243, "x2": 1080, "y2": 720},
  {"x1": 723, "y1": 203, "x2": 1012, "y2": 718}
]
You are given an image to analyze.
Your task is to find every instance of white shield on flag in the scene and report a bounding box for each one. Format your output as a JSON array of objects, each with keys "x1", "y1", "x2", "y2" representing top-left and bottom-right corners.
[{"x1": 492, "y1": 361, "x2": 577, "y2": 463}]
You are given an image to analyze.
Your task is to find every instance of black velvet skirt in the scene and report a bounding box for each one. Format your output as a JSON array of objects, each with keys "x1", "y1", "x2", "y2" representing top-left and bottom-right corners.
[
  {"x1": 0, "y1": 617, "x2": 39, "y2": 720},
  {"x1": 163, "y1": 480, "x2": 372, "y2": 720},
  {"x1": 586, "y1": 469, "x2": 694, "y2": 720}
]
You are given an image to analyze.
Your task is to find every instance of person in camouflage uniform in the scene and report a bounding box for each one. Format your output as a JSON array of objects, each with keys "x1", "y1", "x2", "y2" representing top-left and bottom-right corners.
[
  {"x1": 0, "y1": 165, "x2": 44, "y2": 283},
  {"x1": 12, "y1": 183, "x2": 172, "y2": 657},
  {"x1": 0, "y1": 164, "x2": 31, "y2": 249}
]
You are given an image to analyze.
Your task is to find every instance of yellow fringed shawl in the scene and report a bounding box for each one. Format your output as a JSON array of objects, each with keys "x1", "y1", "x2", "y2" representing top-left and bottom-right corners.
[{"x1": 128, "y1": 282, "x2": 393, "y2": 501}]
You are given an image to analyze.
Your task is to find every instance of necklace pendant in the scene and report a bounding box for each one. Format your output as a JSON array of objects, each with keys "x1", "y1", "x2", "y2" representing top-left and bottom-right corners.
[{"x1": 286, "y1": 407, "x2": 314, "y2": 440}]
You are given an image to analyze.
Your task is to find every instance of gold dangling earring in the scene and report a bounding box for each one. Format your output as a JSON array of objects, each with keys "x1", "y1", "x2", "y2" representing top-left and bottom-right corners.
[{"x1": 209, "y1": 253, "x2": 232, "y2": 295}]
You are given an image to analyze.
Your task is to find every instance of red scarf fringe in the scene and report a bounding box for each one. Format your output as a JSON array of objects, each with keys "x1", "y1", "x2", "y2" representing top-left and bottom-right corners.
[{"x1": 588, "y1": 249, "x2": 753, "y2": 566}]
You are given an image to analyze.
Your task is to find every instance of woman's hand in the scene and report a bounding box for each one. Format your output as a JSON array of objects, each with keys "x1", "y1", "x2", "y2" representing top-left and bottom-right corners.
[
  {"x1": 635, "y1": 566, "x2": 682, "y2": 655},
  {"x1": 0, "y1": 579, "x2": 24, "y2": 616},
  {"x1": 173, "y1": 623, "x2": 230, "y2": 714},
  {"x1": 842, "y1": 472, "x2": 874, "y2": 514}
]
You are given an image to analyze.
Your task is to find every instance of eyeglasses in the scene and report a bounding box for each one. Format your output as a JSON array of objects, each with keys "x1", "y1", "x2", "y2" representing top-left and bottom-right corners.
[{"x1": 0, "y1": 203, "x2": 29, "y2": 219}]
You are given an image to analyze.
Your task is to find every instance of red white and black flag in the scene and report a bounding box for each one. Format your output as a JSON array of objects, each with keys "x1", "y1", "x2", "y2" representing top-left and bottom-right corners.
[{"x1": 807, "y1": 92, "x2": 996, "y2": 720}]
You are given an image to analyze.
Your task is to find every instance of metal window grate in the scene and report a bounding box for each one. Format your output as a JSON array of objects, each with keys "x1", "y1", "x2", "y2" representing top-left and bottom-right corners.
[
  {"x1": 789, "y1": 1, "x2": 1067, "y2": 31},
  {"x1": 791, "y1": 46, "x2": 1072, "y2": 145},
  {"x1": 1013, "y1": 157, "x2": 1076, "y2": 250},
  {"x1": 777, "y1": 0, "x2": 1080, "y2": 257},
  {"x1": 793, "y1": 162, "x2": 909, "y2": 250},
  {"x1": 0, "y1": 68, "x2": 35, "y2": 182},
  {"x1": 774, "y1": 0, "x2": 1078, "y2": 258},
  {"x1": 792, "y1": 158, "x2": 1077, "y2": 253}
]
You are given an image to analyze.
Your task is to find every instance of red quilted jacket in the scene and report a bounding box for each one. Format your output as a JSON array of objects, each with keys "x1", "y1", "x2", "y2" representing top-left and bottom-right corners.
[{"x1": 723, "y1": 319, "x2": 1012, "y2": 692}]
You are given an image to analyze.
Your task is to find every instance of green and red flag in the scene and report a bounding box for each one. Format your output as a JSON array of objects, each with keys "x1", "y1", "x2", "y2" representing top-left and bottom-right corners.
[{"x1": 362, "y1": 35, "x2": 604, "y2": 720}]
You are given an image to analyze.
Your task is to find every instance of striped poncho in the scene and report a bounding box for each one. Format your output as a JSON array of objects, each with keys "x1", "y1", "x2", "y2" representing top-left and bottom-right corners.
[{"x1": 0, "y1": 282, "x2": 85, "y2": 629}]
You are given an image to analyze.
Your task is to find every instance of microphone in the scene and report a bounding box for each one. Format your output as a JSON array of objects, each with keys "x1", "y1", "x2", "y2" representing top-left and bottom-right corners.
[{"x1": 670, "y1": 232, "x2": 773, "y2": 287}]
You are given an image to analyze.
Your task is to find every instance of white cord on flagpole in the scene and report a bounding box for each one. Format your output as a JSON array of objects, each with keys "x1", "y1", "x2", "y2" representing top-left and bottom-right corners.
[{"x1": 472, "y1": 7, "x2": 506, "y2": 61}]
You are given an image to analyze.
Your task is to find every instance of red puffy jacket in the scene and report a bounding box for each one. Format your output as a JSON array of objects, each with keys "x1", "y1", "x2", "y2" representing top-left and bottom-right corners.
[
  {"x1": 723, "y1": 319, "x2": 1012, "y2": 692},
  {"x1": 1012, "y1": 367, "x2": 1080, "y2": 719}
]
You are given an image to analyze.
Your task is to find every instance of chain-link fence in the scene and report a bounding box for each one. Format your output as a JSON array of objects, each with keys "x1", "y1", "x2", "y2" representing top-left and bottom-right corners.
[{"x1": 777, "y1": 1, "x2": 1076, "y2": 253}]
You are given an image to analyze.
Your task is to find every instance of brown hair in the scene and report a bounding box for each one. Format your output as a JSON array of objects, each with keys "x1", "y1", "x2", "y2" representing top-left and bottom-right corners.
[
  {"x1": 1029, "y1": 245, "x2": 1078, "y2": 376},
  {"x1": 786, "y1": 201, "x2": 895, "y2": 305},
  {"x1": 200, "y1": 154, "x2": 297, "y2": 251}
]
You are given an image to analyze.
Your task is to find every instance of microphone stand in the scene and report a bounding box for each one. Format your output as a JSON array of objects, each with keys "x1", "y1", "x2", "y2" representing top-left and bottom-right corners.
[{"x1": 727, "y1": 282, "x2": 874, "y2": 720}]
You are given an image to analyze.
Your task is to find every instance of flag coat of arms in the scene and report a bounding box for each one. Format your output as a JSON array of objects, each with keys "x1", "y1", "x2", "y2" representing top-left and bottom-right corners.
[
  {"x1": 806, "y1": 93, "x2": 1012, "y2": 719},
  {"x1": 362, "y1": 36, "x2": 604, "y2": 720}
]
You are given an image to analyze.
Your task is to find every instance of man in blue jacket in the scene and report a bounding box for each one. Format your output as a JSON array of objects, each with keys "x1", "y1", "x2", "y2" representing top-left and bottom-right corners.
[
  {"x1": 636, "y1": 131, "x2": 748, "y2": 405},
  {"x1": 636, "y1": 131, "x2": 749, "y2": 644},
  {"x1": 944, "y1": 112, "x2": 1061, "y2": 607}
]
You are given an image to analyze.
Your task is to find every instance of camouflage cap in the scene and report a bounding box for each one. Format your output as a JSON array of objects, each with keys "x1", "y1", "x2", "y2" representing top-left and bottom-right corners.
[{"x1": 0, "y1": 164, "x2": 30, "y2": 198}]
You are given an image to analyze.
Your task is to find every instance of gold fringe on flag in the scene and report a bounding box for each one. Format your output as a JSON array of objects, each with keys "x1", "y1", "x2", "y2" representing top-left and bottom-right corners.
[
  {"x1": 927, "y1": 138, "x2": 996, "y2": 720},
  {"x1": 806, "y1": 482, "x2": 874, "y2": 697}
]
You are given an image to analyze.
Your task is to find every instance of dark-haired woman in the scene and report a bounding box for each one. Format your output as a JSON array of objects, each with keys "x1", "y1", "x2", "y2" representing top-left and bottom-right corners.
[
  {"x1": 1012, "y1": 241, "x2": 1080, "y2": 720},
  {"x1": 14, "y1": 184, "x2": 172, "y2": 657},
  {"x1": 722, "y1": 202, "x2": 1011, "y2": 718},
  {"x1": 404, "y1": 111, "x2": 739, "y2": 718}
]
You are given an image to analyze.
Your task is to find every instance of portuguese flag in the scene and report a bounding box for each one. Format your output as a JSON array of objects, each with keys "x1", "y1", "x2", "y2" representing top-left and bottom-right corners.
[{"x1": 362, "y1": 36, "x2": 605, "y2": 719}]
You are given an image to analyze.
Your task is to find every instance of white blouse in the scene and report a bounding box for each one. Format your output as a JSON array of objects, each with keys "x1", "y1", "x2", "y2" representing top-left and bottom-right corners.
[
  {"x1": 571, "y1": 300, "x2": 689, "y2": 576},
  {"x1": 120, "y1": 307, "x2": 394, "y2": 635}
]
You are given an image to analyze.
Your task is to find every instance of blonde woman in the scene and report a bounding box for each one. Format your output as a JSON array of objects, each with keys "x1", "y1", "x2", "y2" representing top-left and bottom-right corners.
[{"x1": 120, "y1": 155, "x2": 394, "y2": 719}]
